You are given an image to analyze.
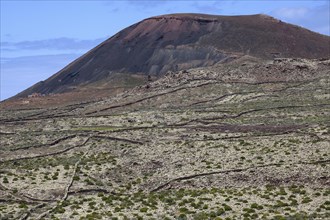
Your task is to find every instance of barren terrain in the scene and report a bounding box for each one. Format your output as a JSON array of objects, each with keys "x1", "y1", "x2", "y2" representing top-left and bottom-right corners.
[{"x1": 0, "y1": 57, "x2": 329, "y2": 219}]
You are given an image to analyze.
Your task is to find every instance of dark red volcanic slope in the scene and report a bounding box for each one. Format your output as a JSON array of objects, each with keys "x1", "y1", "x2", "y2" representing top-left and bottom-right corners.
[{"x1": 16, "y1": 13, "x2": 330, "y2": 98}]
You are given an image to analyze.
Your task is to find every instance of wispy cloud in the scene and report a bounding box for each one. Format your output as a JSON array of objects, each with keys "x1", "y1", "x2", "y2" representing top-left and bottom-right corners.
[
  {"x1": 103, "y1": 0, "x2": 169, "y2": 10},
  {"x1": 191, "y1": 1, "x2": 223, "y2": 14},
  {"x1": 124, "y1": 0, "x2": 169, "y2": 8},
  {"x1": 274, "y1": 7, "x2": 308, "y2": 19},
  {"x1": 272, "y1": 2, "x2": 330, "y2": 35},
  {"x1": 1, "y1": 54, "x2": 81, "y2": 100},
  {"x1": 1, "y1": 54, "x2": 81, "y2": 69},
  {"x1": 1, "y1": 37, "x2": 107, "y2": 52}
]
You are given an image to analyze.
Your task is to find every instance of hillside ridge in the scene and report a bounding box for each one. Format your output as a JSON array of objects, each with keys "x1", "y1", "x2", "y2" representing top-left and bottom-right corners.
[{"x1": 12, "y1": 13, "x2": 329, "y2": 100}]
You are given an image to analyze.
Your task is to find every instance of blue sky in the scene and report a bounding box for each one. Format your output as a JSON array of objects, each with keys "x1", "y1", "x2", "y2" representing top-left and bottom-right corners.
[{"x1": 1, "y1": 0, "x2": 329, "y2": 100}]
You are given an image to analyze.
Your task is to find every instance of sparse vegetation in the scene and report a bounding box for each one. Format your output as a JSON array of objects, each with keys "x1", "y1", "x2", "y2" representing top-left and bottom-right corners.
[{"x1": 0, "y1": 58, "x2": 329, "y2": 219}]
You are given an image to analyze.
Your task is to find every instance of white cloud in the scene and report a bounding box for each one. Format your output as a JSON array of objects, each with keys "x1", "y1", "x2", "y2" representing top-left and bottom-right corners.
[
  {"x1": 1, "y1": 37, "x2": 106, "y2": 51},
  {"x1": 271, "y1": 2, "x2": 330, "y2": 35},
  {"x1": 191, "y1": 1, "x2": 223, "y2": 14},
  {"x1": 1, "y1": 37, "x2": 108, "y2": 59},
  {"x1": 274, "y1": 7, "x2": 308, "y2": 19},
  {"x1": 0, "y1": 54, "x2": 81, "y2": 100}
]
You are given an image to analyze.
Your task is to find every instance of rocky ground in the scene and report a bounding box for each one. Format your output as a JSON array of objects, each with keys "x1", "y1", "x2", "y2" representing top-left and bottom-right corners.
[{"x1": 0, "y1": 57, "x2": 329, "y2": 219}]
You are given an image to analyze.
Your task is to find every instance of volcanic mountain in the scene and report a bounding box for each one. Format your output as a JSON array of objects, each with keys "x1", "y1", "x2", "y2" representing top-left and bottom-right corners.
[
  {"x1": 0, "y1": 14, "x2": 330, "y2": 219},
  {"x1": 15, "y1": 13, "x2": 330, "y2": 99}
]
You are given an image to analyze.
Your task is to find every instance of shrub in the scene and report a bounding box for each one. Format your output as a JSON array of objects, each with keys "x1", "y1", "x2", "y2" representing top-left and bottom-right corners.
[
  {"x1": 73, "y1": 176, "x2": 80, "y2": 181},
  {"x1": 302, "y1": 197, "x2": 312, "y2": 204},
  {"x1": 216, "y1": 208, "x2": 225, "y2": 215},
  {"x1": 222, "y1": 204, "x2": 232, "y2": 211},
  {"x1": 179, "y1": 207, "x2": 189, "y2": 213},
  {"x1": 209, "y1": 211, "x2": 217, "y2": 218},
  {"x1": 3, "y1": 177, "x2": 8, "y2": 183},
  {"x1": 19, "y1": 203, "x2": 28, "y2": 209},
  {"x1": 194, "y1": 212, "x2": 209, "y2": 220},
  {"x1": 140, "y1": 207, "x2": 148, "y2": 212},
  {"x1": 178, "y1": 214, "x2": 187, "y2": 220},
  {"x1": 250, "y1": 203, "x2": 263, "y2": 210}
]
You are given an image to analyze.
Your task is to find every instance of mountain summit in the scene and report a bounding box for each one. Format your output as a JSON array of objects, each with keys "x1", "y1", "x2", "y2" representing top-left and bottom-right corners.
[{"x1": 16, "y1": 13, "x2": 330, "y2": 98}]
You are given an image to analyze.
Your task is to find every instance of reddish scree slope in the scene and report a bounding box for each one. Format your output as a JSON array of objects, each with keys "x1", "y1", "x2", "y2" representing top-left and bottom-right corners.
[{"x1": 15, "y1": 13, "x2": 330, "y2": 98}]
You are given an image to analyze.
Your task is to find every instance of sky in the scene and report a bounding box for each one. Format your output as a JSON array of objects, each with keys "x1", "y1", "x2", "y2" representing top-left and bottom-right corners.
[{"x1": 1, "y1": 0, "x2": 329, "y2": 100}]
